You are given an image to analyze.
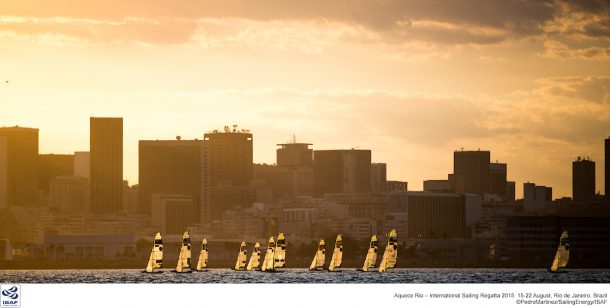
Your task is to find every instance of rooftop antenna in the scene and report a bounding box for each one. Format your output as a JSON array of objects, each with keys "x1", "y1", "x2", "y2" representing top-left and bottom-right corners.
[{"x1": 291, "y1": 134, "x2": 297, "y2": 144}]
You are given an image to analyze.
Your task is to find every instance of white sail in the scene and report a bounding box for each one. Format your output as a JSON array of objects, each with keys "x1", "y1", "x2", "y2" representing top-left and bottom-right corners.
[
  {"x1": 145, "y1": 232, "x2": 163, "y2": 273},
  {"x1": 360, "y1": 235, "x2": 378, "y2": 272},
  {"x1": 175, "y1": 231, "x2": 192, "y2": 273},
  {"x1": 309, "y1": 239, "x2": 326, "y2": 270},
  {"x1": 247, "y1": 242, "x2": 261, "y2": 271},
  {"x1": 261, "y1": 236, "x2": 276, "y2": 272},
  {"x1": 550, "y1": 231, "x2": 570, "y2": 272},
  {"x1": 328, "y1": 234, "x2": 343, "y2": 272},
  {"x1": 234, "y1": 241, "x2": 248, "y2": 271},
  {"x1": 196, "y1": 238, "x2": 209, "y2": 271},
  {"x1": 379, "y1": 229, "x2": 398, "y2": 273},
  {"x1": 274, "y1": 233, "x2": 286, "y2": 268}
]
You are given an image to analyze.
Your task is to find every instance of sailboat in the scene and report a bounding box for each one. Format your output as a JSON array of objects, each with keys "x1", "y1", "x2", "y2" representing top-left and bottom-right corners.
[
  {"x1": 549, "y1": 231, "x2": 570, "y2": 273},
  {"x1": 378, "y1": 229, "x2": 398, "y2": 272},
  {"x1": 274, "y1": 233, "x2": 286, "y2": 269},
  {"x1": 309, "y1": 239, "x2": 326, "y2": 271},
  {"x1": 358, "y1": 235, "x2": 378, "y2": 272},
  {"x1": 144, "y1": 232, "x2": 164, "y2": 273},
  {"x1": 195, "y1": 238, "x2": 209, "y2": 271},
  {"x1": 261, "y1": 236, "x2": 276, "y2": 272},
  {"x1": 174, "y1": 231, "x2": 192, "y2": 273},
  {"x1": 234, "y1": 241, "x2": 248, "y2": 271},
  {"x1": 328, "y1": 234, "x2": 343, "y2": 272},
  {"x1": 247, "y1": 242, "x2": 261, "y2": 271}
]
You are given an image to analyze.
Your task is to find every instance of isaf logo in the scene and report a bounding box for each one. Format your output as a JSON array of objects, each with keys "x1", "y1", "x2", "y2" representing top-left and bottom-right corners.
[{"x1": 0, "y1": 285, "x2": 20, "y2": 308}]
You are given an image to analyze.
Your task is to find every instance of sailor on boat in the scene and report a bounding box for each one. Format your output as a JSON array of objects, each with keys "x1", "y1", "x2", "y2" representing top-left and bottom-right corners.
[
  {"x1": 379, "y1": 229, "x2": 398, "y2": 272},
  {"x1": 234, "y1": 241, "x2": 248, "y2": 271},
  {"x1": 247, "y1": 242, "x2": 261, "y2": 271},
  {"x1": 358, "y1": 235, "x2": 378, "y2": 272},
  {"x1": 144, "y1": 232, "x2": 164, "y2": 273},
  {"x1": 195, "y1": 238, "x2": 209, "y2": 271},
  {"x1": 274, "y1": 233, "x2": 286, "y2": 269},
  {"x1": 328, "y1": 234, "x2": 343, "y2": 272},
  {"x1": 173, "y1": 231, "x2": 193, "y2": 273},
  {"x1": 549, "y1": 230, "x2": 570, "y2": 273},
  {"x1": 261, "y1": 236, "x2": 276, "y2": 272},
  {"x1": 309, "y1": 239, "x2": 326, "y2": 271}
]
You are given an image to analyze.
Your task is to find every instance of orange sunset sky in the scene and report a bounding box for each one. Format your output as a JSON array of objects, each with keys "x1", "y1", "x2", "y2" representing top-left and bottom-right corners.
[{"x1": 1, "y1": 0, "x2": 609, "y2": 198}]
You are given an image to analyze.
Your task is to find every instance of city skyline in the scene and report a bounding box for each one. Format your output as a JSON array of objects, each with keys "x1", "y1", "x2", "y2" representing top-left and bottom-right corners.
[
  {"x1": 0, "y1": 120, "x2": 607, "y2": 200},
  {"x1": 1, "y1": 0, "x2": 610, "y2": 199}
]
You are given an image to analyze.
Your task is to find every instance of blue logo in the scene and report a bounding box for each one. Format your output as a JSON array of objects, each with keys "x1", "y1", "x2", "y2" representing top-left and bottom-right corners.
[
  {"x1": 1, "y1": 287, "x2": 17, "y2": 300},
  {"x1": 0, "y1": 285, "x2": 20, "y2": 308}
]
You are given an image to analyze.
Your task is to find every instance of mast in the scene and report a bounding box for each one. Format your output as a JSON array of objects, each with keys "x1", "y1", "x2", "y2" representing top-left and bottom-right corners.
[
  {"x1": 145, "y1": 232, "x2": 163, "y2": 273},
  {"x1": 328, "y1": 234, "x2": 343, "y2": 272},
  {"x1": 247, "y1": 242, "x2": 261, "y2": 270},
  {"x1": 175, "y1": 231, "x2": 192, "y2": 273},
  {"x1": 234, "y1": 241, "x2": 248, "y2": 271},
  {"x1": 261, "y1": 236, "x2": 276, "y2": 272},
  {"x1": 550, "y1": 231, "x2": 570, "y2": 273},
  {"x1": 274, "y1": 233, "x2": 286, "y2": 268},
  {"x1": 196, "y1": 238, "x2": 209, "y2": 271},
  {"x1": 379, "y1": 229, "x2": 398, "y2": 272},
  {"x1": 309, "y1": 239, "x2": 326, "y2": 271},
  {"x1": 360, "y1": 235, "x2": 378, "y2": 272}
]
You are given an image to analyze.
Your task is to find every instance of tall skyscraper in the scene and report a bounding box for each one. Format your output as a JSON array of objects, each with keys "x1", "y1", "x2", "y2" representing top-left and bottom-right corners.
[
  {"x1": 204, "y1": 126, "x2": 253, "y2": 187},
  {"x1": 90, "y1": 117, "x2": 123, "y2": 214},
  {"x1": 453, "y1": 150, "x2": 490, "y2": 196},
  {"x1": 276, "y1": 142, "x2": 313, "y2": 168},
  {"x1": 314, "y1": 149, "x2": 371, "y2": 196},
  {"x1": 573, "y1": 157, "x2": 595, "y2": 202},
  {"x1": 523, "y1": 182, "x2": 550, "y2": 213},
  {"x1": 490, "y1": 162, "x2": 507, "y2": 199},
  {"x1": 371, "y1": 163, "x2": 387, "y2": 192},
  {"x1": 604, "y1": 137, "x2": 610, "y2": 203},
  {"x1": 139, "y1": 139, "x2": 207, "y2": 220},
  {"x1": 0, "y1": 126, "x2": 39, "y2": 207}
]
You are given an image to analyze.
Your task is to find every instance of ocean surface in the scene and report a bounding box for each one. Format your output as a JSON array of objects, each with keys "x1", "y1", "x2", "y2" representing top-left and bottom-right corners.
[{"x1": 1, "y1": 268, "x2": 609, "y2": 283}]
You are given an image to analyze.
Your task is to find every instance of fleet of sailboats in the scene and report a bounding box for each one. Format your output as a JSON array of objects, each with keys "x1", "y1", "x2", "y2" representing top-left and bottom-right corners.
[
  {"x1": 234, "y1": 241, "x2": 248, "y2": 271},
  {"x1": 143, "y1": 228, "x2": 572, "y2": 273},
  {"x1": 549, "y1": 231, "x2": 570, "y2": 273},
  {"x1": 247, "y1": 242, "x2": 261, "y2": 271},
  {"x1": 309, "y1": 239, "x2": 326, "y2": 271}
]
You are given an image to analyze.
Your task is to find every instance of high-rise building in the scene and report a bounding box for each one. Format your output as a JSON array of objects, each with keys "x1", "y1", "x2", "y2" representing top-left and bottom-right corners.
[
  {"x1": 573, "y1": 157, "x2": 595, "y2": 202},
  {"x1": 371, "y1": 163, "x2": 387, "y2": 192},
  {"x1": 313, "y1": 149, "x2": 371, "y2": 196},
  {"x1": 276, "y1": 142, "x2": 313, "y2": 168},
  {"x1": 49, "y1": 176, "x2": 88, "y2": 213},
  {"x1": 90, "y1": 117, "x2": 123, "y2": 214},
  {"x1": 151, "y1": 194, "x2": 195, "y2": 235},
  {"x1": 490, "y1": 162, "x2": 507, "y2": 199},
  {"x1": 604, "y1": 137, "x2": 610, "y2": 203},
  {"x1": 74, "y1": 151, "x2": 90, "y2": 180},
  {"x1": 523, "y1": 182, "x2": 550, "y2": 213},
  {"x1": 138, "y1": 139, "x2": 207, "y2": 219},
  {"x1": 387, "y1": 181, "x2": 408, "y2": 192},
  {"x1": 453, "y1": 150, "x2": 490, "y2": 195},
  {"x1": 38, "y1": 154, "x2": 74, "y2": 195},
  {"x1": 0, "y1": 126, "x2": 39, "y2": 207},
  {"x1": 204, "y1": 126, "x2": 253, "y2": 187},
  {"x1": 506, "y1": 181, "x2": 516, "y2": 202}
]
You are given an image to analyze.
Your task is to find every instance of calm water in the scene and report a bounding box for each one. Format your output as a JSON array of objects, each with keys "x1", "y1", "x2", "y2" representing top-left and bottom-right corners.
[{"x1": 1, "y1": 268, "x2": 609, "y2": 283}]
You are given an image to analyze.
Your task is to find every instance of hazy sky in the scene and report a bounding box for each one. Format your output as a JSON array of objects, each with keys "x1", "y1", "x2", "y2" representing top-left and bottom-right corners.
[{"x1": 1, "y1": 0, "x2": 609, "y2": 198}]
